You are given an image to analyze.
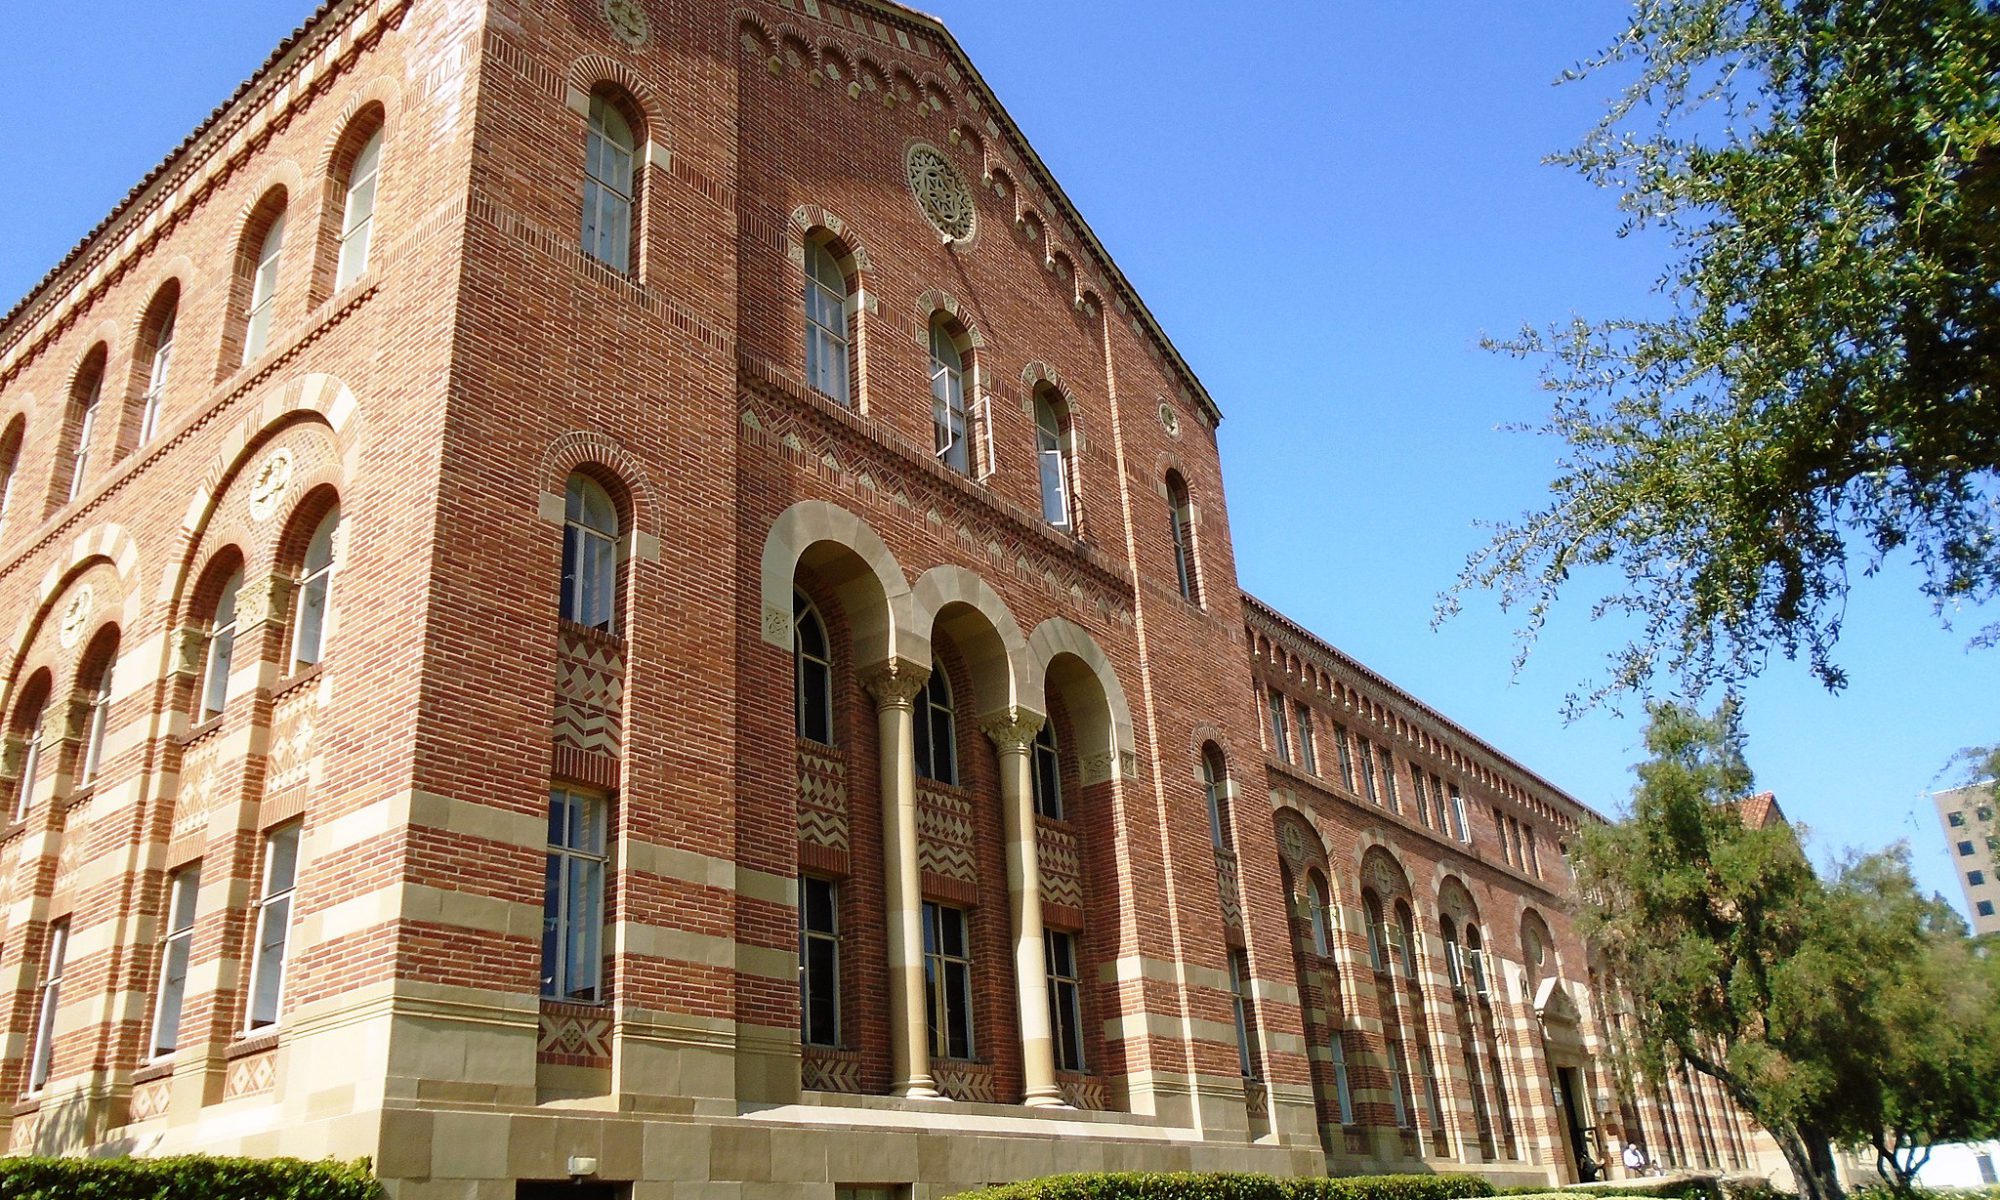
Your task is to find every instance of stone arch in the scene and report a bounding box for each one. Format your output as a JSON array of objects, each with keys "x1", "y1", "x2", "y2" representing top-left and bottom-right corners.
[
  {"x1": 759, "y1": 501, "x2": 909, "y2": 669},
  {"x1": 914, "y1": 289, "x2": 985, "y2": 351},
  {"x1": 231, "y1": 160, "x2": 306, "y2": 228},
  {"x1": 908, "y1": 565, "x2": 1037, "y2": 717},
  {"x1": 567, "y1": 55, "x2": 664, "y2": 140},
  {"x1": 987, "y1": 165, "x2": 1018, "y2": 207},
  {"x1": 318, "y1": 73, "x2": 403, "y2": 176},
  {"x1": 5, "y1": 538, "x2": 141, "y2": 718},
  {"x1": 537, "y1": 430, "x2": 662, "y2": 543},
  {"x1": 920, "y1": 76, "x2": 954, "y2": 115},
  {"x1": 788, "y1": 204, "x2": 874, "y2": 273},
  {"x1": 1019, "y1": 360, "x2": 1066, "y2": 393},
  {"x1": 816, "y1": 42, "x2": 854, "y2": 88},
  {"x1": 1359, "y1": 842, "x2": 1413, "y2": 903},
  {"x1": 124, "y1": 257, "x2": 197, "y2": 346},
  {"x1": 735, "y1": 12, "x2": 778, "y2": 63},
  {"x1": 1028, "y1": 617, "x2": 1132, "y2": 784}
]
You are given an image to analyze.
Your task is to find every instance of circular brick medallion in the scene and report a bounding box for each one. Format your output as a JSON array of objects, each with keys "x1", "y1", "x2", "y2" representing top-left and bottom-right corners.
[
  {"x1": 1158, "y1": 402, "x2": 1182, "y2": 438},
  {"x1": 906, "y1": 144, "x2": 975, "y2": 243}
]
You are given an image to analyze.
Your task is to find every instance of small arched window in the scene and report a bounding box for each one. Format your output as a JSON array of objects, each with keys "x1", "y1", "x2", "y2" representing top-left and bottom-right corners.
[
  {"x1": 65, "y1": 351, "x2": 105, "y2": 503},
  {"x1": 137, "y1": 298, "x2": 176, "y2": 446},
  {"x1": 336, "y1": 128, "x2": 384, "y2": 291},
  {"x1": 242, "y1": 204, "x2": 288, "y2": 363},
  {"x1": 1441, "y1": 915, "x2": 1463, "y2": 989},
  {"x1": 1463, "y1": 922, "x2": 1490, "y2": 995},
  {"x1": 1201, "y1": 744, "x2": 1231, "y2": 850},
  {"x1": 913, "y1": 667, "x2": 956, "y2": 785},
  {"x1": 0, "y1": 417, "x2": 23, "y2": 542},
  {"x1": 803, "y1": 240, "x2": 850, "y2": 405},
  {"x1": 583, "y1": 92, "x2": 637, "y2": 273},
  {"x1": 1395, "y1": 900, "x2": 1421, "y2": 978},
  {"x1": 290, "y1": 505, "x2": 341, "y2": 671},
  {"x1": 929, "y1": 317, "x2": 969, "y2": 475},
  {"x1": 200, "y1": 570, "x2": 244, "y2": 720},
  {"x1": 1363, "y1": 892, "x2": 1387, "y2": 972},
  {"x1": 793, "y1": 591, "x2": 833, "y2": 745},
  {"x1": 1031, "y1": 721, "x2": 1062, "y2": 820},
  {"x1": 1166, "y1": 471, "x2": 1197, "y2": 603},
  {"x1": 8, "y1": 676, "x2": 50, "y2": 823},
  {"x1": 1307, "y1": 873, "x2": 1331, "y2": 958},
  {"x1": 1034, "y1": 391, "x2": 1070, "y2": 529},
  {"x1": 562, "y1": 474, "x2": 619, "y2": 632},
  {"x1": 76, "y1": 647, "x2": 116, "y2": 790}
]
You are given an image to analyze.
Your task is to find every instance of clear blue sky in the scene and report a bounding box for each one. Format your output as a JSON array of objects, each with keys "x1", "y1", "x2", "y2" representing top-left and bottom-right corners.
[{"x1": 2, "y1": 2, "x2": 1991, "y2": 914}]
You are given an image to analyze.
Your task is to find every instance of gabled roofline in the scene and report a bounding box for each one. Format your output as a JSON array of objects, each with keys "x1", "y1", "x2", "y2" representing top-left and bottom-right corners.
[
  {"x1": 850, "y1": 0, "x2": 1225, "y2": 428},
  {"x1": 1241, "y1": 590, "x2": 1606, "y2": 825}
]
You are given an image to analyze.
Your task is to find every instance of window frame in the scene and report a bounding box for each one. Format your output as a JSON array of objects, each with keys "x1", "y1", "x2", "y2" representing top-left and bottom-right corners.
[
  {"x1": 1330, "y1": 1030, "x2": 1357, "y2": 1125},
  {"x1": 66, "y1": 365, "x2": 102, "y2": 503},
  {"x1": 582, "y1": 92, "x2": 639, "y2": 274},
  {"x1": 922, "y1": 901, "x2": 975, "y2": 1061},
  {"x1": 1031, "y1": 720, "x2": 1062, "y2": 820},
  {"x1": 1307, "y1": 873, "x2": 1331, "y2": 958},
  {"x1": 27, "y1": 919, "x2": 68, "y2": 1094},
  {"x1": 1202, "y1": 747, "x2": 1231, "y2": 851},
  {"x1": 245, "y1": 822, "x2": 301, "y2": 1031},
  {"x1": 1267, "y1": 687, "x2": 1290, "y2": 763},
  {"x1": 929, "y1": 318, "x2": 970, "y2": 476},
  {"x1": 138, "y1": 305, "x2": 176, "y2": 446},
  {"x1": 803, "y1": 240, "x2": 851, "y2": 405},
  {"x1": 1228, "y1": 949, "x2": 1260, "y2": 1079},
  {"x1": 799, "y1": 874, "x2": 840, "y2": 1048},
  {"x1": 1045, "y1": 928, "x2": 1085, "y2": 1073},
  {"x1": 289, "y1": 505, "x2": 341, "y2": 672},
  {"x1": 1166, "y1": 473, "x2": 1198, "y2": 603},
  {"x1": 793, "y1": 591, "x2": 834, "y2": 746},
  {"x1": 150, "y1": 864, "x2": 202, "y2": 1058},
  {"x1": 335, "y1": 129, "x2": 384, "y2": 291},
  {"x1": 562, "y1": 474, "x2": 620, "y2": 633},
  {"x1": 1295, "y1": 702, "x2": 1317, "y2": 775},
  {"x1": 1357, "y1": 739, "x2": 1380, "y2": 806},
  {"x1": 12, "y1": 713, "x2": 43, "y2": 823},
  {"x1": 912, "y1": 668, "x2": 957, "y2": 786},
  {"x1": 200, "y1": 570, "x2": 243, "y2": 721},
  {"x1": 1033, "y1": 391, "x2": 1071, "y2": 530},
  {"x1": 542, "y1": 787, "x2": 610, "y2": 1004},
  {"x1": 76, "y1": 656, "x2": 114, "y2": 790},
  {"x1": 242, "y1": 207, "x2": 288, "y2": 364}
]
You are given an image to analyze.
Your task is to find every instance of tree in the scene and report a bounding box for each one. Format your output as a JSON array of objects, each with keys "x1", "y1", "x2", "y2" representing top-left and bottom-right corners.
[
  {"x1": 1447, "y1": 0, "x2": 2000, "y2": 711},
  {"x1": 1575, "y1": 703, "x2": 2000, "y2": 1200}
]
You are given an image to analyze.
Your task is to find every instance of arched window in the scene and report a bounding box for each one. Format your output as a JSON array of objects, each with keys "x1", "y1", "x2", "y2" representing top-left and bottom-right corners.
[
  {"x1": 0, "y1": 417, "x2": 23, "y2": 542},
  {"x1": 1166, "y1": 471, "x2": 1197, "y2": 603},
  {"x1": 1201, "y1": 744, "x2": 1231, "y2": 850},
  {"x1": 9, "y1": 679, "x2": 50, "y2": 823},
  {"x1": 76, "y1": 647, "x2": 115, "y2": 790},
  {"x1": 242, "y1": 203, "x2": 288, "y2": 363},
  {"x1": 582, "y1": 92, "x2": 637, "y2": 272},
  {"x1": 290, "y1": 505, "x2": 340, "y2": 671},
  {"x1": 64, "y1": 350, "x2": 105, "y2": 503},
  {"x1": 1307, "y1": 872, "x2": 1331, "y2": 957},
  {"x1": 803, "y1": 240, "x2": 850, "y2": 405},
  {"x1": 335, "y1": 128, "x2": 384, "y2": 290},
  {"x1": 793, "y1": 591, "x2": 832, "y2": 745},
  {"x1": 1464, "y1": 922, "x2": 1490, "y2": 995},
  {"x1": 561, "y1": 474, "x2": 619, "y2": 632},
  {"x1": 200, "y1": 570, "x2": 243, "y2": 720},
  {"x1": 1363, "y1": 891, "x2": 1387, "y2": 972},
  {"x1": 929, "y1": 317, "x2": 969, "y2": 475},
  {"x1": 1395, "y1": 900, "x2": 1421, "y2": 979},
  {"x1": 1031, "y1": 721, "x2": 1062, "y2": 819},
  {"x1": 1034, "y1": 390, "x2": 1070, "y2": 529},
  {"x1": 912, "y1": 668, "x2": 956, "y2": 785},
  {"x1": 1441, "y1": 915, "x2": 1463, "y2": 988},
  {"x1": 137, "y1": 291, "x2": 177, "y2": 446}
]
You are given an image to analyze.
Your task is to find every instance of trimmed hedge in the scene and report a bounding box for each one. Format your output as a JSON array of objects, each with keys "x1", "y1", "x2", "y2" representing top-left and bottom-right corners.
[
  {"x1": 951, "y1": 1172, "x2": 1497, "y2": 1200},
  {"x1": 0, "y1": 1155, "x2": 383, "y2": 1200}
]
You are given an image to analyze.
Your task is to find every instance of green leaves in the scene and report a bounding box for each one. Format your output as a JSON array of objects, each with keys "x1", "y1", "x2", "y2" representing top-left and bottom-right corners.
[
  {"x1": 1454, "y1": 0, "x2": 2000, "y2": 710},
  {"x1": 0, "y1": 1156, "x2": 382, "y2": 1200},
  {"x1": 949, "y1": 1174, "x2": 1498, "y2": 1200}
]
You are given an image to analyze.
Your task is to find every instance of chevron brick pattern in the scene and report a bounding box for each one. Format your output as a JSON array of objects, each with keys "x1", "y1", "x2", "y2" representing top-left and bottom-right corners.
[
  {"x1": 1036, "y1": 822, "x2": 1083, "y2": 909},
  {"x1": 797, "y1": 742, "x2": 849, "y2": 851},
  {"x1": 127, "y1": 1078, "x2": 171, "y2": 1123},
  {"x1": 930, "y1": 1057, "x2": 997, "y2": 1103},
  {"x1": 552, "y1": 625, "x2": 624, "y2": 758},
  {"x1": 801, "y1": 1047, "x2": 865, "y2": 1094},
  {"x1": 537, "y1": 1004, "x2": 612, "y2": 1068},
  {"x1": 223, "y1": 1049, "x2": 277, "y2": 1099},
  {"x1": 917, "y1": 783, "x2": 976, "y2": 884},
  {"x1": 264, "y1": 681, "x2": 320, "y2": 797}
]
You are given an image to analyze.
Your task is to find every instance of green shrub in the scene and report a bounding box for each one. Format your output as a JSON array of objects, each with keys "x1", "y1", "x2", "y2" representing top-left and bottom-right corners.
[
  {"x1": 0, "y1": 1155, "x2": 382, "y2": 1200},
  {"x1": 951, "y1": 1171, "x2": 1497, "y2": 1200}
]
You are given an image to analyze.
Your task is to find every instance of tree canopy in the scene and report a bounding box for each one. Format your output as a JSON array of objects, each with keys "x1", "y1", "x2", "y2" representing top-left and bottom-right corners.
[
  {"x1": 1448, "y1": 0, "x2": 2000, "y2": 710},
  {"x1": 1576, "y1": 703, "x2": 1999, "y2": 1199}
]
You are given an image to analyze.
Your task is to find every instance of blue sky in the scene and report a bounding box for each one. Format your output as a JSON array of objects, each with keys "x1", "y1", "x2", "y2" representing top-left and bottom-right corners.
[{"x1": 2, "y1": 2, "x2": 1991, "y2": 915}]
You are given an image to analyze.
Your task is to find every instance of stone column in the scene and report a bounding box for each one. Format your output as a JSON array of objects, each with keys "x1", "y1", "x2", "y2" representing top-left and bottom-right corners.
[
  {"x1": 981, "y1": 708, "x2": 1063, "y2": 1108},
  {"x1": 862, "y1": 660, "x2": 938, "y2": 1100}
]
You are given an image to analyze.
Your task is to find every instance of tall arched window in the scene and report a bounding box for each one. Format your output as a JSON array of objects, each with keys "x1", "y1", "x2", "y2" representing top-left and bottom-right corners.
[
  {"x1": 803, "y1": 240, "x2": 850, "y2": 405},
  {"x1": 290, "y1": 505, "x2": 340, "y2": 671},
  {"x1": 912, "y1": 668, "x2": 956, "y2": 785},
  {"x1": 1166, "y1": 471, "x2": 1197, "y2": 603},
  {"x1": 929, "y1": 317, "x2": 969, "y2": 475},
  {"x1": 242, "y1": 204, "x2": 288, "y2": 363},
  {"x1": 561, "y1": 474, "x2": 619, "y2": 632},
  {"x1": 1034, "y1": 391, "x2": 1070, "y2": 529},
  {"x1": 1201, "y1": 744, "x2": 1231, "y2": 850},
  {"x1": 1362, "y1": 891, "x2": 1387, "y2": 972},
  {"x1": 0, "y1": 417, "x2": 23, "y2": 542},
  {"x1": 64, "y1": 351, "x2": 105, "y2": 503},
  {"x1": 137, "y1": 296, "x2": 176, "y2": 446},
  {"x1": 9, "y1": 678, "x2": 49, "y2": 823},
  {"x1": 200, "y1": 570, "x2": 243, "y2": 720},
  {"x1": 1307, "y1": 872, "x2": 1331, "y2": 957},
  {"x1": 1031, "y1": 721, "x2": 1062, "y2": 819},
  {"x1": 76, "y1": 647, "x2": 116, "y2": 790},
  {"x1": 582, "y1": 92, "x2": 637, "y2": 273},
  {"x1": 793, "y1": 591, "x2": 832, "y2": 745},
  {"x1": 335, "y1": 128, "x2": 384, "y2": 290}
]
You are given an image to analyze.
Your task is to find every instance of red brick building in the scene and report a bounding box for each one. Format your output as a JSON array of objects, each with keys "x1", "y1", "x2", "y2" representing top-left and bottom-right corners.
[{"x1": 0, "y1": 0, "x2": 1769, "y2": 1195}]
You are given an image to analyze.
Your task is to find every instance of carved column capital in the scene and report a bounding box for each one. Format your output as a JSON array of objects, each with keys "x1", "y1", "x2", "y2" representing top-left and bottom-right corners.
[
  {"x1": 0, "y1": 735, "x2": 24, "y2": 782},
  {"x1": 860, "y1": 659, "x2": 929, "y2": 710},
  {"x1": 978, "y1": 707, "x2": 1046, "y2": 751},
  {"x1": 169, "y1": 626, "x2": 208, "y2": 678},
  {"x1": 235, "y1": 573, "x2": 293, "y2": 632}
]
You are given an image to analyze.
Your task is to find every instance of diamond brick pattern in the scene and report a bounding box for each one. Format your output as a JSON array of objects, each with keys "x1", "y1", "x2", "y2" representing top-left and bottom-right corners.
[
  {"x1": 917, "y1": 783, "x2": 976, "y2": 884},
  {"x1": 797, "y1": 742, "x2": 849, "y2": 851},
  {"x1": 264, "y1": 683, "x2": 320, "y2": 797},
  {"x1": 223, "y1": 1049, "x2": 277, "y2": 1099},
  {"x1": 538, "y1": 1005, "x2": 612, "y2": 1068},
  {"x1": 553, "y1": 626, "x2": 624, "y2": 758},
  {"x1": 127, "y1": 1078, "x2": 171, "y2": 1123},
  {"x1": 1037, "y1": 824, "x2": 1083, "y2": 910}
]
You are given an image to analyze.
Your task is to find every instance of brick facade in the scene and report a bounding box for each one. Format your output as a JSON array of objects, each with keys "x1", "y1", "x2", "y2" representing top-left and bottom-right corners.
[{"x1": 0, "y1": 0, "x2": 1776, "y2": 1196}]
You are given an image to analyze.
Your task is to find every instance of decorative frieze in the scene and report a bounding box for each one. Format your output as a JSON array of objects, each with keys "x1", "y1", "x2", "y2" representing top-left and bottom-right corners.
[
  {"x1": 797, "y1": 742, "x2": 849, "y2": 852},
  {"x1": 553, "y1": 624, "x2": 624, "y2": 759},
  {"x1": 916, "y1": 782, "x2": 976, "y2": 884}
]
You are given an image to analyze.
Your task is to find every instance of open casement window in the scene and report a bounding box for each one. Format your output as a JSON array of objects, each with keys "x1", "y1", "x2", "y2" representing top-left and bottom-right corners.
[
  {"x1": 1464, "y1": 925, "x2": 1492, "y2": 997},
  {"x1": 803, "y1": 240, "x2": 851, "y2": 405},
  {"x1": 243, "y1": 208, "x2": 288, "y2": 364},
  {"x1": 138, "y1": 302, "x2": 176, "y2": 446},
  {"x1": 912, "y1": 668, "x2": 957, "y2": 786},
  {"x1": 27, "y1": 920, "x2": 68, "y2": 1093},
  {"x1": 0, "y1": 419, "x2": 21, "y2": 542},
  {"x1": 929, "y1": 318, "x2": 970, "y2": 476},
  {"x1": 792, "y1": 592, "x2": 833, "y2": 745},
  {"x1": 1166, "y1": 472, "x2": 1198, "y2": 603},
  {"x1": 582, "y1": 93, "x2": 637, "y2": 273},
  {"x1": 1267, "y1": 688, "x2": 1290, "y2": 763},
  {"x1": 150, "y1": 865, "x2": 201, "y2": 1057},
  {"x1": 1450, "y1": 784, "x2": 1471, "y2": 843},
  {"x1": 1330, "y1": 1031, "x2": 1357, "y2": 1125},
  {"x1": 335, "y1": 129, "x2": 383, "y2": 291},
  {"x1": 561, "y1": 474, "x2": 619, "y2": 633},
  {"x1": 799, "y1": 875, "x2": 839, "y2": 1047},
  {"x1": 290, "y1": 505, "x2": 341, "y2": 671},
  {"x1": 1033, "y1": 392, "x2": 1071, "y2": 529},
  {"x1": 1201, "y1": 746, "x2": 1231, "y2": 851},
  {"x1": 542, "y1": 788, "x2": 608, "y2": 1003},
  {"x1": 1045, "y1": 929, "x2": 1085, "y2": 1072},
  {"x1": 922, "y1": 901, "x2": 973, "y2": 1059},
  {"x1": 66, "y1": 362, "x2": 103, "y2": 503},
  {"x1": 1306, "y1": 874, "x2": 1331, "y2": 957},
  {"x1": 200, "y1": 571, "x2": 243, "y2": 720},
  {"x1": 1031, "y1": 721, "x2": 1062, "y2": 820},
  {"x1": 12, "y1": 713, "x2": 44, "y2": 822},
  {"x1": 1228, "y1": 950, "x2": 1260, "y2": 1079},
  {"x1": 246, "y1": 823, "x2": 301, "y2": 1030},
  {"x1": 76, "y1": 655, "x2": 115, "y2": 790}
]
